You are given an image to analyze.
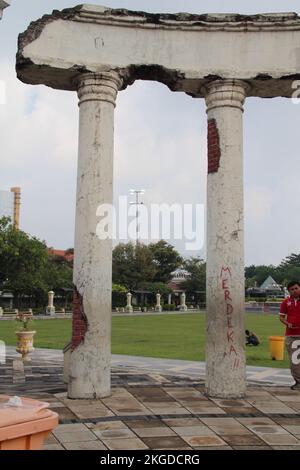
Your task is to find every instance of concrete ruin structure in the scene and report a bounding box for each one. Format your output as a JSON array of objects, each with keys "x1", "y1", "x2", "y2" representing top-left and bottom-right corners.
[
  {"x1": 16, "y1": 5, "x2": 300, "y2": 399},
  {"x1": 0, "y1": 0, "x2": 10, "y2": 20}
]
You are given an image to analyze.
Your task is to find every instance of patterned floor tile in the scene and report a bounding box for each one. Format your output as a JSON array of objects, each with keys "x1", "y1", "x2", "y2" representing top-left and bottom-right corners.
[
  {"x1": 142, "y1": 436, "x2": 191, "y2": 450},
  {"x1": 101, "y1": 437, "x2": 148, "y2": 450},
  {"x1": 132, "y1": 427, "x2": 176, "y2": 438},
  {"x1": 182, "y1": 435, "x2": 227, "y2": 447},
  {"x1": 63, "y1": 441, "x2": 107, "y2": 450}
]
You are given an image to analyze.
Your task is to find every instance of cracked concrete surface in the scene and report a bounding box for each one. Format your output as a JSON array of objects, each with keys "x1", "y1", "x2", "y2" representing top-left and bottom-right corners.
[{"x1": 16, "y1": 5, "x2": 300, "y2": 96}]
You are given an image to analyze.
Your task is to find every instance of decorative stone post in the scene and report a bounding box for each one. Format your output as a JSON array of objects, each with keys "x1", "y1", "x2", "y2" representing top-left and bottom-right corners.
[
  {"x1": 46, "y1": 291, "x2": 55, "y2": 316},
  {"x1": 155, "y1": 293, "x2": 162, "y2": 312},
  {"x1": 179, "y1": 292, "x2": 187, "y2": 311},
  {"x1": 68, "y1": 72, "x2": 122, "y2": 399},
  {"x1": 125, "y1": 292, "x2": 133, "y2": 313},
  {"x1": 204, "y1": 79, "x2": 248, "y2": 398}
]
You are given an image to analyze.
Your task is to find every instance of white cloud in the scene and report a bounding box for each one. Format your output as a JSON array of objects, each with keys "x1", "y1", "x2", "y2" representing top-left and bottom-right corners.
[
  {"x1": 0, "y1": 62, "x2": 78, "y2": 247},
  {"x1": 245, "y1": 187, "x2": 274, "y2": 225},
  {"x1": 114, "y1": 81, "x2": 207, "y2": 205}
]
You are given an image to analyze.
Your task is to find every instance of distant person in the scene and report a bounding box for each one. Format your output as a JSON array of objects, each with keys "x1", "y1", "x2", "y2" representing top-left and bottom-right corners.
[
  {"x1": 280, "y1": 281, "x2": 300, "y2": 391},
  {"x1": 245, "y1": 330, "x2": 260, "y2": 346}
]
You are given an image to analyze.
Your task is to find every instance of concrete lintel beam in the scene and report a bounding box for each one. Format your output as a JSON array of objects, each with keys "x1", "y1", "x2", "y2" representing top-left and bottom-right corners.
[
  {"x1": 16, "y1": 4, "x2": 300, "y2": 97},
  {"x1": 0, "y1": 0, "x2": 11, "y2": 19}
]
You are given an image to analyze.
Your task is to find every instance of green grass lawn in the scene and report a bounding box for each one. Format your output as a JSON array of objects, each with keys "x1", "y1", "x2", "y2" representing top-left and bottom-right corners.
[{"x1": 0, "y1": 313, "x2": 289, "y2": 368}]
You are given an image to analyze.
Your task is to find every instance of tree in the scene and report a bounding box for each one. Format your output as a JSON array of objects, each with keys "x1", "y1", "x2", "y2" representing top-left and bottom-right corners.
[
  {"x1": 112, "y1": 243, "x2": 136, "y2": 288},
  {"x1": 244, "y1": 265, "x2": 277, "y2": 287},
  {"x1": 0, "y1": 217, "x2": 49, "y2": 307},
  {"x1": 112, "y1": 241, "x2": 182, "y2": 289},
  {"x1": 137, "y1": 281, "x2": 172, "y2": 296},
  {"x1": 280, "y1": 253, "x2": 300, "y2": 268},
  {"x1": 112, "y1": 283, "x2": 127, "y2": 308},
  {"x1": 0, "y1": 217, "x2": 74, "y2": 307},
  {"x1": 43, "y1": 256, "x2": 73, "y2": 291},
  {"x1": 275, "y1": 266, "x2": 300, "y2": 286},
  {"x1": 245, "y1": 276, "x2": 257, "y2": 288},
  {"x1": 180, "y1": 257, "x2": 206, "y2": 294},
  {"x1": 134, "y1": 243, "x2": 158, "y2": 287},
  {"x1": 112, "y1": 242, "x2": 158, "y2": 289},
  {"x1": 244, "y1": 265, "x2": 257, "y2": 279},
  {"x1": 148, "y1": 240, "x2": 183, "y2": 283}
]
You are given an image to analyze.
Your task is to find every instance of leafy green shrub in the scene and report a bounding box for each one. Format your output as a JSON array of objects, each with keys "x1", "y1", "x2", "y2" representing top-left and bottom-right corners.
[
  {"x1": 163, "y1": 304, "x2": 176, "y2": 311},
  {"x1": 31, "y1": 307, "x2": 44, "y2": 315},
  {"x1": 245, "y1": 297, "x2": 266, "y2": 303}
]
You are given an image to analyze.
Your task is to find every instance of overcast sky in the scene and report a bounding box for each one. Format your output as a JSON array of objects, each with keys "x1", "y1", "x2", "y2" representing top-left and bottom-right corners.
[{"x1": 1, "y1": 0, "x2": 300, "y2": 266}]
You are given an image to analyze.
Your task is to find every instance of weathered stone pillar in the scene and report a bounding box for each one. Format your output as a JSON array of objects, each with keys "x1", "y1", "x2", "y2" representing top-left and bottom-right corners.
[
  {"x1": 204, "y1": 79, "x2": 248, "y2": 398},
  {"x1": 155, "y1": 293, "x2": 162, "y2": 312},
  {"x1": 179, "y1": 292, "x2": 187, "y2": 312},
  {"x1": 46, "y1": 290, "x2": 55, "y2": 316},
  {"x1": 68, "y1": 72, "x2": 122, "y2": 399},
  {"x1": 125, "y1": 292, "x2": 133, "y2": 313}
]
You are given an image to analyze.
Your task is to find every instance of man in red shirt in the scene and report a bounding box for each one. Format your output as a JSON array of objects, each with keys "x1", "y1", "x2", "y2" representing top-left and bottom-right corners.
[{"x1": 280, "y1": 281, "x2": 300, "y2": 390}]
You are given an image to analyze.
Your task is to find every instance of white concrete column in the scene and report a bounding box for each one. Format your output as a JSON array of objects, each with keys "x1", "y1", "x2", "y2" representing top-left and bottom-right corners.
[
  {"x1": 204, "y1": 79, "x2": 248, "y2": 398},
  {"x1": 68, "y1": 71, "x2": 122, "y2": 399},
  {"x1": 155, "y1": 293, "x2": 162, "y2": 312}
]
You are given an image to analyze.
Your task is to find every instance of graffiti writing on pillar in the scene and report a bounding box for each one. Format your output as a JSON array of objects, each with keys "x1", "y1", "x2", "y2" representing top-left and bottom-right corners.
[{"x1": 220, "y1": 266, "x2": 239, "y2": 370}]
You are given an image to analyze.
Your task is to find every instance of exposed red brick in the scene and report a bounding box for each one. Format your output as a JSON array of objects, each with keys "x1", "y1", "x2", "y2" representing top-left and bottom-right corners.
[
  {"x1": 71, "y1": 286, "x2": 88, "y2": 351},
  {"x1": 207, "y1": 118, "x2": 221, "y2": 174}
]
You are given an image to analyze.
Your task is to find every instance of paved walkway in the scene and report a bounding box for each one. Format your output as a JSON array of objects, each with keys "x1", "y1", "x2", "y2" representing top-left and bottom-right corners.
[
  {"x1": 1, "y1": 347, "x2": 300, "y2": 450},
  {"x1": 112, "y1": 355, "x2": 294, "y2": 387},
  {"x1": 2, "y1": 346, "x2": 294, "y2": 386}
]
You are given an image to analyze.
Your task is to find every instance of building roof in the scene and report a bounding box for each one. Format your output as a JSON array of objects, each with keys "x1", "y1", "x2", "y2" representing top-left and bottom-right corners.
[
  {"x1": 170, "y1": 268, "x2": 190, "y2": 285},
  {"x1": 48, "y1": 249, "x2": 74, "y2": 262},
  {"x1": 260, "y1": 275, "x2": 281, "y2": 290},
  {"x1": 167, "y1": 281, "x2": 184, "y2": 292}
]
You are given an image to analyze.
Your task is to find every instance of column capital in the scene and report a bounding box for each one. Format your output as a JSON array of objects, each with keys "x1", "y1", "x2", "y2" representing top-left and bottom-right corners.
[
  {"x1": 74, "y1": 71, "x2": 123, "y2": 107},
  {"x1": 203, "y1": 79, "x2": 250, "y2": 113}
]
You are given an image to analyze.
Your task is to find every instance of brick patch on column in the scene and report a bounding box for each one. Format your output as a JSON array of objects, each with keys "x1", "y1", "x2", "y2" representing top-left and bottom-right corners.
[
  {"x1": 72, "y1": 286, "x2": 88, "y2": 351},
  {"x1": 207, "y1": 118, "x2": 221, "y2": 174}
]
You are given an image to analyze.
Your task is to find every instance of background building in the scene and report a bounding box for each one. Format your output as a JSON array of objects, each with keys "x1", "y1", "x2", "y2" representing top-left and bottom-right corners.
[
  {"x1": 0, "y1": 187, "x2": 21, "y2": 229},
  {"x1": 48, "y1": 248, "x2": 74, "y2": 263}
]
